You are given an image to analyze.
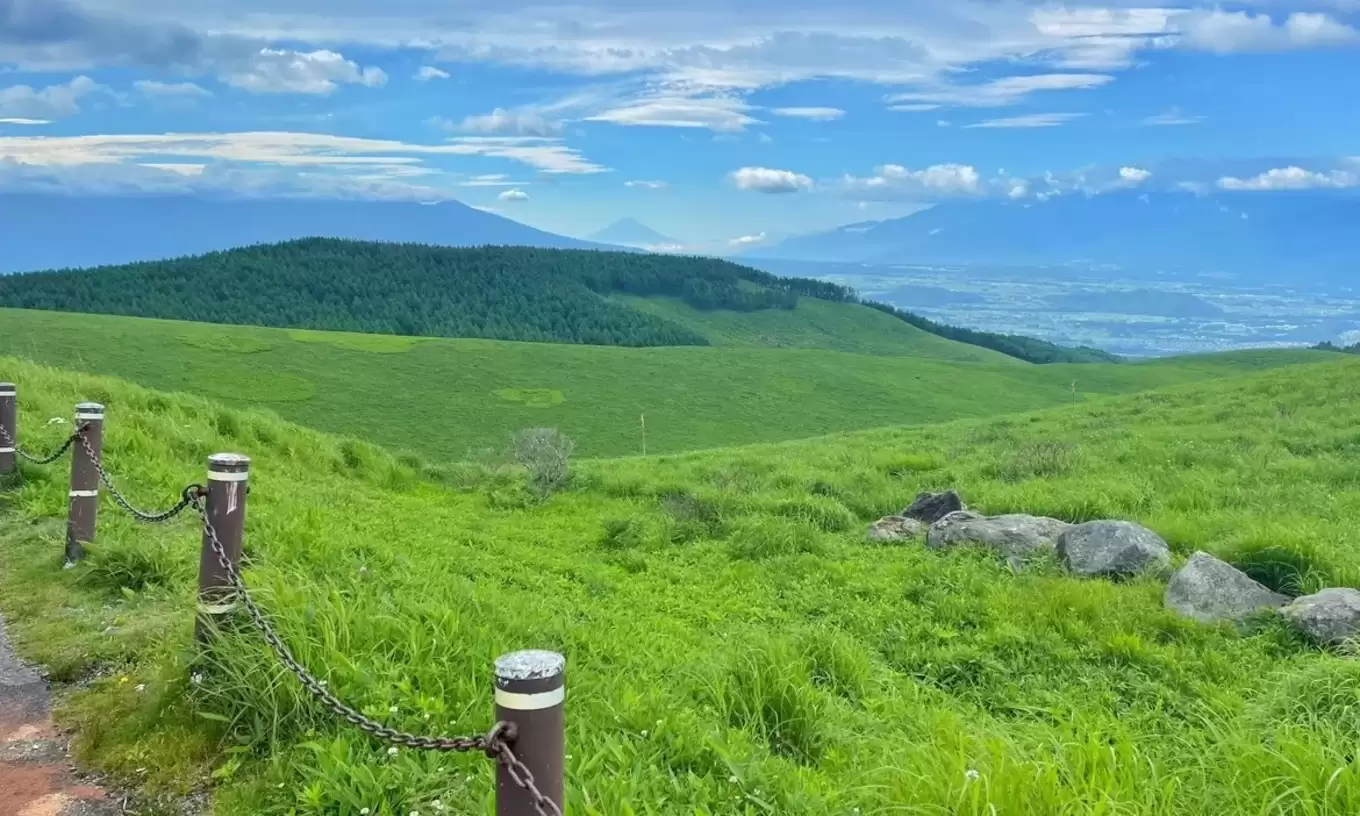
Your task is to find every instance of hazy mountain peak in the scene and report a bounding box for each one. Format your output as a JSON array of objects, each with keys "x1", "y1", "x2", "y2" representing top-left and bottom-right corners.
[{"x1": 588, "y1": 218, "x2": 676, "y2": 248}]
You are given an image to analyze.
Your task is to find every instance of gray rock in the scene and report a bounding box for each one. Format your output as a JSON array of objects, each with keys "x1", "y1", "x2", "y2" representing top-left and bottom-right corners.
[
  {"x1": 1058, "y1": 520, "x2": 1171, "y2": 578},
  {"x1": 903, "y1": 490, "x2": 964, "y2": 524},
  {"x1": 927, "y1": 512, "x2": 1070, "y2": 561},
  {"x1": 867, "y1": 515, "x2": 928, "y2": 543},
  {"x1": 1164, "y1": 551, "x2": 1290, "y2": 623},
  {"x1": 1281, "y1": 588, "x2": 1360, "y2": 646}
]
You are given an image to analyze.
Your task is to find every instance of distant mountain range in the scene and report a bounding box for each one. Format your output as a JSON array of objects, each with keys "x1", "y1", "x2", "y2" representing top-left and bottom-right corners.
[
  {"x1": 0, "y1": 194, "x2": 624, "y2": 274},
  {"x1": 588, "y1": 218, "x2": 676, "y2": 248},
  {"x1": 746, "y1": 191, "x2": 1360, "y2": 282}
]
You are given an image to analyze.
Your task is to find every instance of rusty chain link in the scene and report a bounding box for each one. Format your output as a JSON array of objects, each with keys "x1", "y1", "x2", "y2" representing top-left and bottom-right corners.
[
  {"x1": 0, "y1": 421, "x2": 85, "y2": 466},
  {"x1": 190, "y1": 497, "x2": 563, "y2": 816},
  {"x1": 73, "y1": 432, "x2": 200, "y2": 523}
]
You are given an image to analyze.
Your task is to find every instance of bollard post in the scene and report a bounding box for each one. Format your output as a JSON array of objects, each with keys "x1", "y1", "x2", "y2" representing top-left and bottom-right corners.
[
  {"x1": 65, "y1": 401, "x2": 104, "y2": 564},
  {"x1": 195, "y1": 453, "x2": 250, "y2": 645},
  {"x1": 0, "y1": 383, "x2": 15, "y2": 478},
  {"x1": 494, "y1": 650, "x2": 566, "y2": 816}
]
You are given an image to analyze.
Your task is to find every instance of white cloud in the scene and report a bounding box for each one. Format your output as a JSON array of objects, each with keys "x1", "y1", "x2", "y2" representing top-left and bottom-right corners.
[
  {"x1": 728, "y1": 232, "x2": 768, "y2": 247},
  {"x1": 441, "y1": 108, "x2": 563, "y2": 136},
  {"x1": 415, "y1": 66, "x2": 451, "y2": 81},
  {"x1": 770, "y1": 106, "x2": 845, "y2": 121},
  {"x1": 1178, "y1": 10, "x2": 1360, "y2": 53},
  {"x1": 587, "y1": 93, "x2": 758, "y2": 131},
  {"x1": 889, "y1": 104, "x2": 942, "y2": 112},
  {"x1": 221, "y1": 49, "x2": 388, "y2": 94},
  {"x1": 0, "y1": 76, "x2": 101, "y2": 120},
  {"x1": 1142, "y1": 108, "x2": 1204, "y2": 126},
  {"x1": 0, "y1": 118, "x2": 52, "y2": 125},
  {"x1": 888, "y1": 74, "x2": 1113, "y2": 109},
  {"x1": 625, "y1": 179, "x2": 667, "y2": 189},
  {"x1": 964, "y1": 112, "x2": 1085, "y2": 128},
  {"x1": 134, "y1": 80, "x2": 212, "y2": 98},
  {"x1": 459, "y1": 173, "x2": 522, "y2": 187},
  {"x1": 729, "y1": 166, "x2": 813, "y2": 194},
  {"x1": 843, "y1": 163, "x2": 984, "y2": 199},
  {"x1": 498, "y1": 188, "x2": 530, "y2": 201},
  {"x1": 1218, "y1": 166, "x2": 1359, "y2": 191},
  {"x1": 0, "y1": 131, "x2": 607, "y2": 187},
  {"x1": 1118, "y1": 166, "x2": 1152, "y2": 184}
]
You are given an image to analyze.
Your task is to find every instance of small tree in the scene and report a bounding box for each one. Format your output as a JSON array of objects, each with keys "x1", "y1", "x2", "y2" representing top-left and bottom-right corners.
[{"x1": 512, "y1": 428, "x2": 576, "y2": 499}]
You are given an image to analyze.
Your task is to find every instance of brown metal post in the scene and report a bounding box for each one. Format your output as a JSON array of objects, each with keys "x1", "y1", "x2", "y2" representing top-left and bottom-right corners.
[
  {"x1": 0, "y1": 383, "x2": 15, "y2": 477},
  {"x1": 195, "y1": 453, "x2": 250, "y2": 644},
  {"x1": 494, "y1": 650, "x2": 566, "y2": 816},
  {"x1": 65, "y1": 401, "x2": 104, "y2": 564}
]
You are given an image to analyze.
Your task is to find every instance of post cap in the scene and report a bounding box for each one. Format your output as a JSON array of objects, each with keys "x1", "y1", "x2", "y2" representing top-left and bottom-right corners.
[
  {"x1": 207, "y1": 452, "x2": 251, "y2": 471},
  {"x1": 495, "y1": 650, "x2": 566, "y2": 684},
  {"x1": 0, "y1": 382, "x2": 15, "y2": 390},
  {"x1": 75, "y1": 401, "x2": 105, "y2": 411}
]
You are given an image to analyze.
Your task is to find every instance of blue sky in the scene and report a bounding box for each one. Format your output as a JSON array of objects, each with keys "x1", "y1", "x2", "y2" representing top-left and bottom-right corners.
[{"x1": 1, "y1": 0, "x2": 1358, "y2": 253}]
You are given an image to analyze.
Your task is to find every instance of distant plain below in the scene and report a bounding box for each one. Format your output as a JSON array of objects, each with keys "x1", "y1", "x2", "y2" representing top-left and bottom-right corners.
[{"x1": 750, "y1": 259, "x2": 1360, "y2": 358}]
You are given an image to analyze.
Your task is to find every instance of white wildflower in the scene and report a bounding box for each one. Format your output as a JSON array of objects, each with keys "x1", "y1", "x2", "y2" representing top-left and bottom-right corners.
[
  {"x1": 387, "y1": 746, "x2": 399, "y2": 756},
  {"x1": 965, "y1": 769, "x2": 981, "y2": 782}
]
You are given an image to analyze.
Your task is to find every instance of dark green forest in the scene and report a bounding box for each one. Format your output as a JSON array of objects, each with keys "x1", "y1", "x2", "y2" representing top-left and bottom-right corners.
[
  {"x1": 0, "y1": 238, "x2": 1109, "y2": 362},
  {"x1": 1314, "y1": 341, "x2": 1360, "y2": 354}
]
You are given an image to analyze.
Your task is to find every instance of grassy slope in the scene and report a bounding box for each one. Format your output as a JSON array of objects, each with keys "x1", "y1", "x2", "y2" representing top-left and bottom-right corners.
[
  {"x1": 0, "y1": 308, "x2": 1328, "y2": 460},
  {"x1": 2, "y1": 356, "x2": 1360, "y2": 815},
  {"x1": 617, "y1": 294, "x2": 1018, "y2": 360}
]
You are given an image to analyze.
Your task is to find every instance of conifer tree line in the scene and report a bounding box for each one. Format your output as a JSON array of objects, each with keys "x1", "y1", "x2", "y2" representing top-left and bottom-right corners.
[{"x1": 0, "y1": 237, "x2": 1109, "y2": 362}]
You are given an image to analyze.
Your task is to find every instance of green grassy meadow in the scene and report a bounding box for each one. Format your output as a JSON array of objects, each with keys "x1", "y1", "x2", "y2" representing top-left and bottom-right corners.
[
  {"x1": 0, "y1": 308, "x2": 1327, "y2": 460},
  {"x1": 2, "y1": 355, "x2": 1360, "y2": 814}
]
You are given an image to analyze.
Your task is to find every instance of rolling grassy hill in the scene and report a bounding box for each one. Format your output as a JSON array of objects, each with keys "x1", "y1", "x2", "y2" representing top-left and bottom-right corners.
[
  {"x1": 0, "y1": 308, "x2": 1327, "y2": 460},
  {"x1": 0, "y1": 238, "x2": 1110, "y2": 364},
  {"x1": 2, "y1": 356, "x2": 1359, "y2": 814}
]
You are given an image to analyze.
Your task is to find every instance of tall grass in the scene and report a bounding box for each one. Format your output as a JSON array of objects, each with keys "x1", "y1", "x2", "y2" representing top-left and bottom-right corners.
[{"x1": 2, "y1": 355, "x2": 1360, "y2": 814}]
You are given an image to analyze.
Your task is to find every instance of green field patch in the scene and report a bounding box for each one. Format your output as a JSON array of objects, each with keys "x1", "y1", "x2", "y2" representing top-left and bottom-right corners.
[
  {"x1": 494, "y1": 387, "x2": 566, "y2": 408},
  {"x1": 179, "y1": 333, "x2": 274, "y2": 354},
  {"x1": 288, "y1": 329, "x2": 422, "y2": 354},
  {"x1": 186, "y1": 364, "x2": 316, "y2": 403}
]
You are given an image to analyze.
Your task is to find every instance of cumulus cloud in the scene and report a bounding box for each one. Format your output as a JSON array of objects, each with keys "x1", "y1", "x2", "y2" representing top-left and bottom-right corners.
[
  {"x1": 415, "y1": 65, "x2": 451, "y2": 81},
  {"x1": 439, "y1": 107, "x2": 564, "y2": 136},
  {"x1": 1119, "y1": 166, "x2": 1152, "y2": 184},
  {"x1": 1218, "y1": 166, "x2": 1359, "y2": 191},
  {"x1": 842, "y1": 163, "x2": 984, "y2": 199},
  {"x1": 134, "y1": 80, "x2": 212, "y2": 98},
  {"x1": 770, "y1": 106, "x2": 845, "y2": 121},
  {"x1": 729, "y1": 166, "x2": 813, "y2": 194},
  {"x1": 625, "y1": 179, "x2": 667, "y2": 189},
  {"x1": 221, "y1": 49, "x2": 387, "y2": 94},
  {"x1": 1178, "y1": 10, "x2": 1360, "y2": 53},
  {"x1": 0, "y1": 75, "x2": 101, "y2": 119},
  {"x1": 964, "y1": 112, "x2": 1085, "y2": 128},
  {"x1": 498, "y1": 188, "x2": 530, "y2": 201}
]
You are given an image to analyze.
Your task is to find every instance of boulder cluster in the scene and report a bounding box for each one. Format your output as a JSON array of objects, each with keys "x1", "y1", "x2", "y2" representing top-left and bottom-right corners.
[{"x1": 870, "y1": 490, "x2": 1360, "y2": 648}]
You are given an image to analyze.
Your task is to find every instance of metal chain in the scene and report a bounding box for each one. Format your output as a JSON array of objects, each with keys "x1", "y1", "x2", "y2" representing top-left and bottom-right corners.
[
  {"x1": 190, "y1": 497, "x2": 564, "y2": 814},
  {"x1": 0, "y1": 421, "x2": 85, "y2": 465},
  {"x1": 74, "y1": 433, "x2": 199, "y2": 523}
]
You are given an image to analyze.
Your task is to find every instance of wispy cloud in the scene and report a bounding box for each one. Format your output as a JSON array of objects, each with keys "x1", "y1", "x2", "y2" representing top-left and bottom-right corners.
[
  {"x1": 625, "y1": 180, "x2": 668, "y2": 189},
  {"x1": 889, "y1": 74, "x2": 1113, "y2": 109},
  {"x1": 0, "y1": 118, "x2": 52, "y2": 125},
  {"x1": 436, "y1": 108, "x2": 564, "y2": 136},
  {"x1": 1142, "y1": 108, "x2": 1205, "y2": 126},
  {"x1": 587, "y1": 93, "x2": 758, "y2": 131},
  {"x1": 134, "y1": 80, "x2": 213, "y2": 98},
  {"x1": 770, "y1": 106, "x2": 845, "y2": 121},
  {"x1": 729, "y1": 166, "x2": 813, "y2": 194},
  {"x1": 728, "y1": 232, "x2": 769, "y2": 247},
  {"x1": 964, "y1": 112, "x2": 1085, "y2": 129},
  {"x1": 842, "y1": 163, "x2": 984, "y2": 198}
]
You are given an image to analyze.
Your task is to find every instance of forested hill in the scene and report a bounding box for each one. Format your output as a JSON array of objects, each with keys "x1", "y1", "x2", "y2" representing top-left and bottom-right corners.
[{"x1": 0, "y1": 238, "x2": 1110, "y2": 362}]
